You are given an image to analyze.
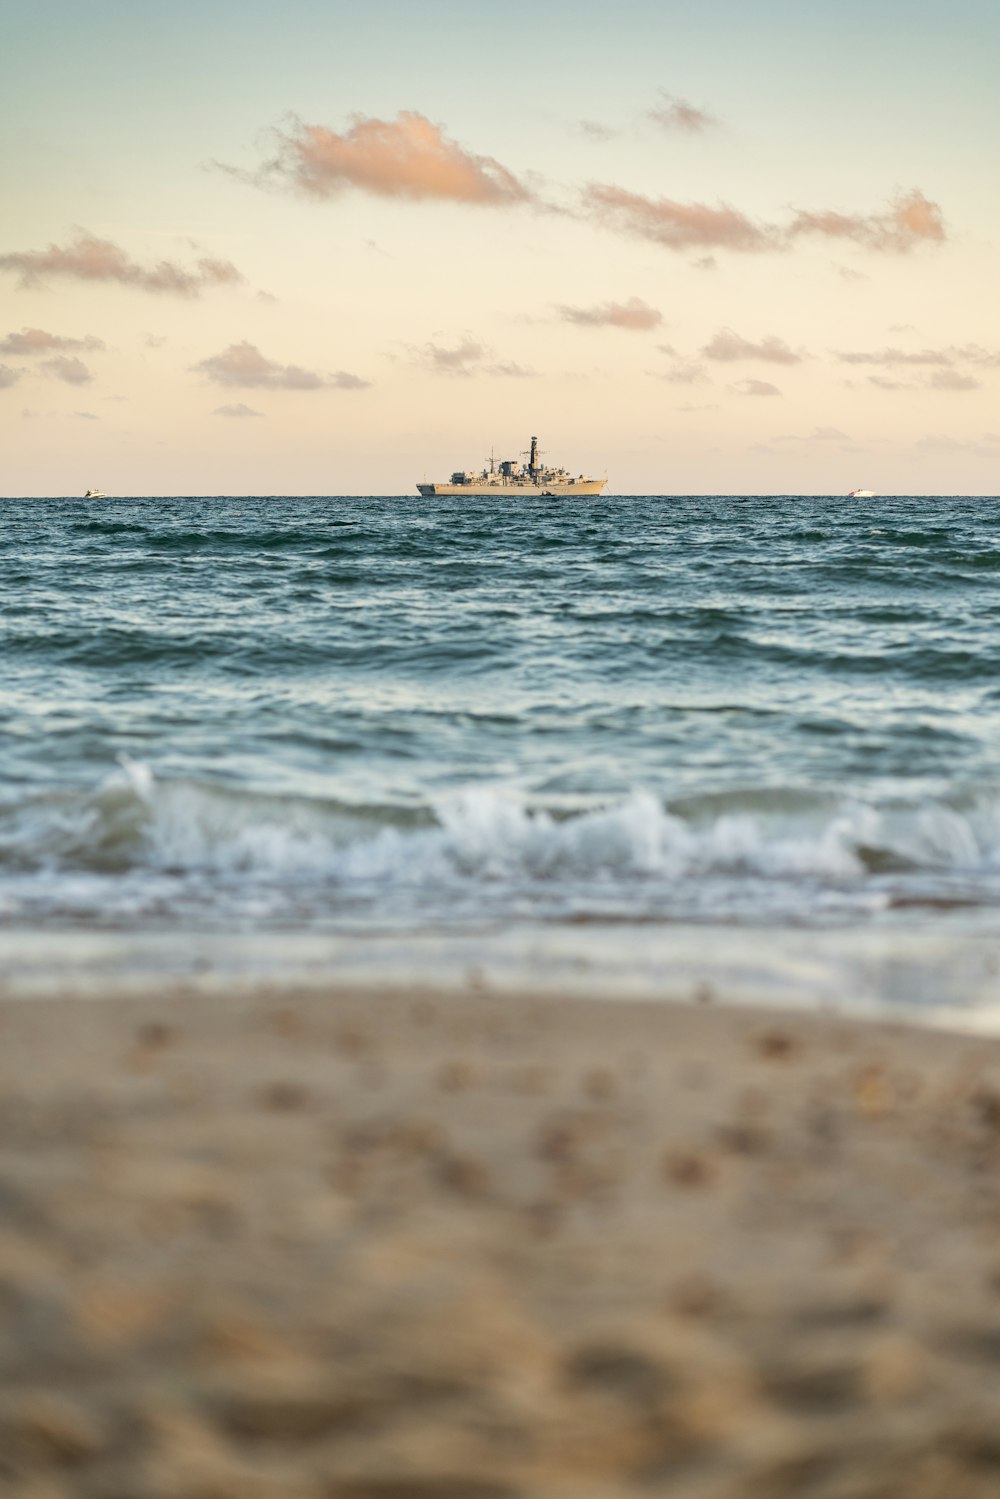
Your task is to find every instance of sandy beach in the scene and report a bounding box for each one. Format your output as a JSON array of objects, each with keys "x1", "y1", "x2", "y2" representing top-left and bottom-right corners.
[{"x1": 2, "y1": 986, "x2": 1000, "y2": 1498}]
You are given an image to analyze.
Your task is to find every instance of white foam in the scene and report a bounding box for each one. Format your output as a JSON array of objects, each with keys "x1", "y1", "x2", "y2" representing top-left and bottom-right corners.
[{"x1": 3, "y1": 762, "x2": 1000, "y2": 926}]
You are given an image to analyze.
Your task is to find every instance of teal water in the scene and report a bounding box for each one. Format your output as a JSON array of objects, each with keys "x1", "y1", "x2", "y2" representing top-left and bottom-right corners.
[{"x1": 3, "y1": 493, "x2": 1000, "y2": 995}]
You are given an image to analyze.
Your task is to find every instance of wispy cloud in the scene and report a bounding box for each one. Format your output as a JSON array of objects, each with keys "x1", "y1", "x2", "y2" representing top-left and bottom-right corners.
[
  {"x1": 789, "y1": 190, "x2": 945, "y2": 253},
  {"x1": 655, "y1": 361, "x2": 709, "y2": 385},
  {"x1": 44, "y1": 355, "x2": 92, "y2": 385},
  {"x1": 0, "y1": 365, "x2": 22, "y2": 389},
  {"x1": 556, "y1": 297, "x2": 662, "y2": 331},
  {"x1": 213, "y1": 402, "x2": 264, "y2": 418},
  {"x1": 418, "y1": 339, "x2": 534, "y2": 378},
  {"x1": 649, "y1": 91, "x2": 717, "y2": 133},
  {"x1": 584, "y1": 186, "x2": 945, "y2": 256},
  {"x1": 241, "y1": 111, "x2": 532, "y2": 206},
  {"x1": 0, "y1": 232, "x2": 242, "y2": 296},
  {"x1": 73, "y1": 410, "x2": 98, "y2": 420},
  {"x1": 0, "y1": 327, "x2": 104, "y2": 355},
  {"x1": 866, "y1": 375, "x2": 910, "y2": 390},
  {"x1": 929, "y1": 369, "x2": 981, "y2": 391},
  {"x1": 837, "y1": 342, "x2": 1000, "y2": 369},
  {"x1": 578, "y1": 119, "x2": 617, "y2": 142},
  {"x1": 836, "y1": 346, "x2": 953, "y2": 366},
  {"x1": 732, "y1": 379, "x2": 782, "y2": 396},
  {"x1": 584, "y1": 184, "x2": 775, "y2": 252},
  {"x1": 702, "y1": 329, "x2": 802, "y2": 364},
  {"x1": 195, "y1": 341, "x2": 369, "y2": 390}
]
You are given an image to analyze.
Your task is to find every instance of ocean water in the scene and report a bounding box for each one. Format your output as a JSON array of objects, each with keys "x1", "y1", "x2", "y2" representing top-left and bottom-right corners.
[{"x1": 4, "y1": 492, "x2": 1000, "y2": 1015}]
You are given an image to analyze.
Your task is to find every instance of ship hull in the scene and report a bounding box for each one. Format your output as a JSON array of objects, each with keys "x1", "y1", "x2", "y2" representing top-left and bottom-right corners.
[{"x1": 416, "y1": 480, "x2": 607, "y2": 497}]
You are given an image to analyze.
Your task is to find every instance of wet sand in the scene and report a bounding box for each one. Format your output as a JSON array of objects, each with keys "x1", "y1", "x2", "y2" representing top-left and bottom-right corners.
[{"x1": 3, "y1": 985, "x2": 1000, "y2": 1497}]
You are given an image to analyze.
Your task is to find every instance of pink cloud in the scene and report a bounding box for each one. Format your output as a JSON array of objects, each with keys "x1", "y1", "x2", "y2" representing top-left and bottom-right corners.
[
  {"x1": 0, "y1": 232, "x2": 242, "y2": 296},
  {"x1": 44, "y1": 355, "x2": 92, "y2": 385},
  {"x1": 194, "y1": 341, "x2": 369, "y2": 391},
  {"x1": 585, "y1": 186, "x2": 945, "y2": 257},
  {"x1": 584, "y1": 183, "x2": 776, "y2": 252},
  {"x1": 256, "y1": 111, "x2": 531, "y2": 205},
  {"x1": 789, "y1": 189, "x2": 945, "y2": 253},
  {"x1": 557, "y1": 297, "x2": 662, "y2": 331},
  {"x1": 0, "y1": 327, "x2": 104, "y2": 355},
  {"x1": 649, "y1": 92, "x2": 717, "y2": 133},
  {"x1": 702, "y1": 329, "x2": 802, "y2": 363}
]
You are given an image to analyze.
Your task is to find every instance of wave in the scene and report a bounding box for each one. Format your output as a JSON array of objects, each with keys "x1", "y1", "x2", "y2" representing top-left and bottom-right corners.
[{"x1": 3, "y1": 761, "x2": 1000, "y2": 902}]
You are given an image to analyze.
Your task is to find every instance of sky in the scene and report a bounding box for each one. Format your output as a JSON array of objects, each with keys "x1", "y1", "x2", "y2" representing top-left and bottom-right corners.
[{"x1": 2, "y1": 0, "x2": 999, "y2": 495}]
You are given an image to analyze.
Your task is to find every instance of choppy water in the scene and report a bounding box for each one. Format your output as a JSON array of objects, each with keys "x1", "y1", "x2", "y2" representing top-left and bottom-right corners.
[{"x1": 4, "y1": 493, "x2": 1000, "y2": 1009}]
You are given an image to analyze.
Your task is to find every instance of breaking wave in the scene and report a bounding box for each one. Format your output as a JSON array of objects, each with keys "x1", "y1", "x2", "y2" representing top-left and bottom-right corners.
[{"x1": 3, "y1": 758, "x2": 1000, "y2": 928}]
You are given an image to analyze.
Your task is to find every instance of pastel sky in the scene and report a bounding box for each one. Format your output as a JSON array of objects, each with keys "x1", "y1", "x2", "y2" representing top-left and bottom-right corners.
[{"x1": 3, "y1": 0, "x2": 999, "y2": 495}]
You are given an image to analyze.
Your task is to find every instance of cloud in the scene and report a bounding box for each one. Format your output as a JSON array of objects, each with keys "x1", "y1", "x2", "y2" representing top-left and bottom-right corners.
[
  {"x1": 789, "y1": 189, "x2": 945, "y2": 253},
  {"x1": 929, "y1": 369, "x2": 981, "y2": 391},
  {"x1": 44, "y1": 355, "x2": 92, "y2": 384},
  {"x1": 732, "y1": 379, "x2": 781, "y2": 396},
  {"x1": 866, "y1": 375, "x2": 910, "y2": 390},
  {"x1": 248, "y1": 111, "x2": 532, "y2": 206},
  {"x1": 0, "y1": 232, "x2": 242, "y2": 296},
  {"x1": 649, "y1": 91, "x2": 717, "y2": 133},
  {"x1": 0, "y1": 365, "x2": 22, "y2": 388},
  {"x1": 655, "y1": 361, "x2": 709, "y2": 385},
  {"x1": 951, "y1": 344, "x2": 1000, "y2": 368},
  {"x1": 584, "y1": 185, "x2": 945, "y2": 256},
  {"x1": 836, "y1": 346, "x2": 953, "y2": 366},
  {"x1": 0, "y1": 327, "x2": 104, "y2": 355},
  {"x1": 584, "y1": 183, "x2": 776, "y2": 252},
  {"x1": 489, "y1": 360, "x2": 534, "y2": 378},
  {"x1": 556, "y1": 297, "x2": 662, "y2": 331},
  {"x1": 579, "y1": 120, "x2": 617, "y2": 142},
  {"x1": 73, "y1": 410, "x2": 98, "y2": 420},
  {"x1": 418, "y1": 339, "x2": 533, "y2": 377},
  {"x1": 813, "y1": 426, "x2": 849, "y2": 440},
  {"x1": 702, "y1": 329, "x2": 802, "y2": 364},
  {"x1": 194, "y1": 341, "x2": 369, "y2": 390},
  {"x1": 213, "y1": 402, "x2": 264, "y2": 418}
]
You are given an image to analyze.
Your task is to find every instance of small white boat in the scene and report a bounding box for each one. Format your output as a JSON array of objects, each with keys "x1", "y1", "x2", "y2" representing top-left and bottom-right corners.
[
  {"x1": 83, "y1": 487, "x2": 108, "y2": 499},
  {"x1": 848, "y1": 488, "x2": 876, "y2": 498}
]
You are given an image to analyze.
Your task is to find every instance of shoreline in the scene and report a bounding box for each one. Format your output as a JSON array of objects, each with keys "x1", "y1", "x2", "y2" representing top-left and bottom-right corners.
[
  {"x1": 4, "y1": 985, "x2": 1000, "y2": 1495},
  {"x1": 3, "y1": 920, "x2": 1000, "y2": 1035}
]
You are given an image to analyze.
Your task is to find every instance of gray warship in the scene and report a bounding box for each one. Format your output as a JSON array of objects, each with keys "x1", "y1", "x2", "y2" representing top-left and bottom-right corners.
[{"x1": 416, "y1": 436, "x2": 606, "y2": 497}]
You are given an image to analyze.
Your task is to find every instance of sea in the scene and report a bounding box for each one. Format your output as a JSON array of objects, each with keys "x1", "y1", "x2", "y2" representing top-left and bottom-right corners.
[{"x1": 3, "y1": 492, "x2": 1000, "y2": 1024}]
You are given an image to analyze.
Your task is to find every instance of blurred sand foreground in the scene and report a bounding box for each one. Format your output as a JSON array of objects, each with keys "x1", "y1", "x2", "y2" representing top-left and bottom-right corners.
[{"x1": 2, "y1": 988, "x2": 1000, "y2": 1499}]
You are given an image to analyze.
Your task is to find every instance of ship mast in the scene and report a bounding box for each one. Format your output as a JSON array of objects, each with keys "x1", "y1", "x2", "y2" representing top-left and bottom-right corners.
[{"x1": 521, "y1": 435, "x2": 544, "y2": 482}]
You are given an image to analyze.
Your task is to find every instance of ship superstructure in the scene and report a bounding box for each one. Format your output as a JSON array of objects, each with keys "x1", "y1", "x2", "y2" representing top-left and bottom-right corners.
[{"x1": 417, "y1": 436, "x2": 606, "y2": 497}]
